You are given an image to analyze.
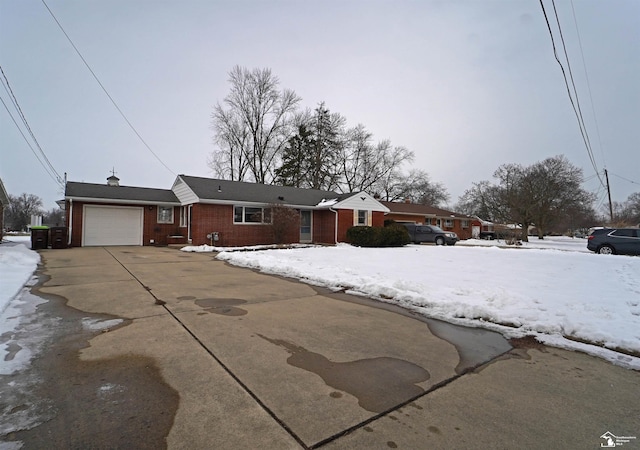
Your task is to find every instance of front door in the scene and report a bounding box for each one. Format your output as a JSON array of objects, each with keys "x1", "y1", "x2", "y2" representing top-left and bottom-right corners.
[{"x1": 300, "y1": 210, "x2": 312, "y2": 243}]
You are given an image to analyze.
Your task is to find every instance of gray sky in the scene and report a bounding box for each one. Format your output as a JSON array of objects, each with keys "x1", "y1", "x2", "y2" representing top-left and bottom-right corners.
[{"x1": 1, "y1": 0, "x2": 638, "y2": 212}]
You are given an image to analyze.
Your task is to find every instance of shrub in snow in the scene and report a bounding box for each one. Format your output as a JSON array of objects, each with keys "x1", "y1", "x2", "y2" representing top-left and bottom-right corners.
[
  {"x1": 347, "y1": 226, "x2": 378, "y2": 247},
  {"x1": 346, "y1": 224, "x2": 409, "y2": 247},
  {"x1": 378, "y1": 223, "x2": 411, "y2": 247}
]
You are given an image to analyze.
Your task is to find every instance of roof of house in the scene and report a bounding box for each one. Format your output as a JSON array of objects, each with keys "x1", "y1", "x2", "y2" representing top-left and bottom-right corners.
[
  {"x1": 177, "y1": 175, "x2": 341, "y2": 207},
  {"x1": 381, "y1": 201, "x2": 472, "y2": 219},
  {"x1": 0, "y1": 178, "x2": 9, "y2": 206},
  {"x1": 65, "y1": 181, "x2": 180, "y2": 204}
]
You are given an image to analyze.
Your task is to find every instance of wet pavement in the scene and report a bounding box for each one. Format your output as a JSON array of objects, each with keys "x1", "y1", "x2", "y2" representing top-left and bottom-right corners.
[{"x1": 1, "y1": 246, "x2": 638, "y2": 449}]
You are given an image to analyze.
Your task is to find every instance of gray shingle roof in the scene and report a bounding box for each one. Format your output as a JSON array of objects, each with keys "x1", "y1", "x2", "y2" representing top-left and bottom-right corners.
[
  {"x1": 65, "y1": 181, "x2": 179, "y2": 203},
  {"x1": 381, "y1": 201, "x2": 472, "y2": 218},
  {"x1": 179, "y1": 175, "x2": 340, "y2": 206}
]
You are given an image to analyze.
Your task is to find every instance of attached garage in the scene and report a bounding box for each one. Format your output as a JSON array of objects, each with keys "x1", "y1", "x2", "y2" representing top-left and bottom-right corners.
[{"x1": 83, "y1": 205, "x2": 143, "y2": 246}]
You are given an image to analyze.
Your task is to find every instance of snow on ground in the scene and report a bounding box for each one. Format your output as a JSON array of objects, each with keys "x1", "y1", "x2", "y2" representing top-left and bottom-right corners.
[
  {"x1": 0, "y1": 236, "x2": 39, "y2": 315},
  {"x1": 209, "y1": 236, "x2": 640, "y2": 370}
]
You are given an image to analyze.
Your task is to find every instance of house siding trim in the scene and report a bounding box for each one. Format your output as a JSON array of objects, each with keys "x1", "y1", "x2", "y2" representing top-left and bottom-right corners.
[{"x1": 66, "y1": 196, "x2": 179, "y2": 207}]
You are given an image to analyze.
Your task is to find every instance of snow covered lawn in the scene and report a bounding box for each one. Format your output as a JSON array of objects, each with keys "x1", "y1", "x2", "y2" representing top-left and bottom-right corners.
[
  {"x1": 0, "y1": 236, "x2": 39, "y2": 315},
  {"x1": 201, "y1": 237, "x2": 640, "y2": 369}
]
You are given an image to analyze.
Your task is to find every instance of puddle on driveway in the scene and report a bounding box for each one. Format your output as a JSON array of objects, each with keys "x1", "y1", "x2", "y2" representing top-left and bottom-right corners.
[
  {"x1": 258, "y1": 335, "x2": 430, "y2": 413},
  {"x1": 195, "y1": 298, "x2": 248, "y2": 316},
  {"x1": 312, "y1": 286, "x2": 512, "y2": 374},
  {"x1": 1, "y1": 273, "x2": 179, "y2": 449}
]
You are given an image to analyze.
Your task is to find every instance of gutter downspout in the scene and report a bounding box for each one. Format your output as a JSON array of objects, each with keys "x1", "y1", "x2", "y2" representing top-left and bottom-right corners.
[
  {"x1": 67, "y1": 199, "x2": 73, "y2": 246},
  {"x1": 330, "y1": 208, "x2": 338, "y2": 244}
]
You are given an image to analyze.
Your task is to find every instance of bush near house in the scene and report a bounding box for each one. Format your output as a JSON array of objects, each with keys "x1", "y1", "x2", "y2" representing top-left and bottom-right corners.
[{"x1": 346, "y1": 223, "x2": 410, "y2": 247}]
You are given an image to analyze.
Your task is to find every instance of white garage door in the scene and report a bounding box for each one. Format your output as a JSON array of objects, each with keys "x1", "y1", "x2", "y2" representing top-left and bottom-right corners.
[{"x1": 83, "y1": 205, "x2": 143, "y2": 246}]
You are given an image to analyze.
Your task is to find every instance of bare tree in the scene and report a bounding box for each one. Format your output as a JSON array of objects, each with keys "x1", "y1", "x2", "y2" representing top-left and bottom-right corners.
[
  {"x1": 527, "y1": 156, "x2": 594, "y2": 238},
  {"x1": 209, "y1": 108, "x2": 251, "y2": 180},
  {"x1": 43, "y1": 207, "x2": 65, "y2": 226},
  {"x1": 336, "y1": 125, "x2": 414, "y2": 194},
  {"x1": 267, "y1": 204, "x2": 300, "y2": 244},
  {"x1": 210, "y1": 66, "x2": 301, "y2": 183},
  {"x1": 391, "y1": 169, "x2": 449, "y2": 206},
  {"x1": 604, "y1": 192, "x2": 640, "y2": 226},
  {"x1": 456, "y1": 181, "x2": 505, "y2": 220},
  {"x1": 457, "y1": 155, "x2": 595, "y2": 241},
  {"x1": 6, "y1": 193, "x2": 43, "y2": 231}
]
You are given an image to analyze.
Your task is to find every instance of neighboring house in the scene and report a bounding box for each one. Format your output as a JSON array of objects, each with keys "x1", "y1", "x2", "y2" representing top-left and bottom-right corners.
[
  {"x1": 474, "y1": 217, "x2": 496, "y2": 239},
  {"x1": 381, "y1": 201, "x2": 476, "y2": 240},
  {"x1": 64, "y1": 175, "x2": 389, "y2": 247},
  {"x1": 0, "y1": 178, "x2": 9, "y2": 240}
]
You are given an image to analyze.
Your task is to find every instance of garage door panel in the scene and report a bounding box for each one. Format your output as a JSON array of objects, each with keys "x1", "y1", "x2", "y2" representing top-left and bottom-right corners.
[{"x1": 83, "y1": 206, "x2": 143, "y2": 246}]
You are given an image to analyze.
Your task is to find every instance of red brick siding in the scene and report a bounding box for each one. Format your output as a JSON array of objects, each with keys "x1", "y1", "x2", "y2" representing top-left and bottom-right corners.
[
  {"x1": 66, "y1": 201, "x2": 181, "y2": 247},
  {"x1": 67, "y1": 201, "x2": 83, "y2": 247},
  {"x1": 189, "y1": 204, "x2": 300, "y2": 247},
  {"x1": 385, "y1": 213, "x2": 425, "y2": 224},
  {"x1": 427, "y1": 217, "x2": 472, "y2": 240},
  {"x1": 313, "y1": 210, "x2": 337, "y2": 244},
  {"x1": 144, "y1": 206, "x2": 182, "y2": 246},
  {"x1": 336, "y1": 209, "x2": 354, "y2": 242},
  {"x1": 335, "y1": 210, "x2": 387, "y2": 243},
  {"x1": 371, "y1": 211, "x2": 385, "y2": 227}
]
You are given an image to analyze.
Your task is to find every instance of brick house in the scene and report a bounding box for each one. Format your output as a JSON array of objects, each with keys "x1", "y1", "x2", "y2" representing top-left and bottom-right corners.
[
  {"x1": 63, "y1": 175, "x2": 389, "y2": 247},
  {"x1": 381, "y1": 201, "x2": 477, "y2": 240},
  {"x1": 0, "y1": 178, "x2": 9, "y2": 240}
]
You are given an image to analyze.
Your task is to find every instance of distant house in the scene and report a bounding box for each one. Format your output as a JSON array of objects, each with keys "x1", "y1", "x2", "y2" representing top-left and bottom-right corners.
[
  {"x1": 63, "y1": 175, "x2": 389, "y2": 247},
  {"x1": 0, "y1": 178, "x2": 9, "y2": 240},
  {"x1": 381, "y1": 201, "x2": 477, "y2": 240}
]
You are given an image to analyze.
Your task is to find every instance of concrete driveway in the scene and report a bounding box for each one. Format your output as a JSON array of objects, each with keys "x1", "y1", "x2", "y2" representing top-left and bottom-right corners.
[{"x1": 8, "y1": 246, "x2": 639, "y2": 449}]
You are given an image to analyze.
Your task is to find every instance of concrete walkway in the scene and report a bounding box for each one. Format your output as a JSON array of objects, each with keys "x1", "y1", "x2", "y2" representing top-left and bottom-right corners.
[{"x1": 13, "y1": 246, "x2": 640, "y2": 448}]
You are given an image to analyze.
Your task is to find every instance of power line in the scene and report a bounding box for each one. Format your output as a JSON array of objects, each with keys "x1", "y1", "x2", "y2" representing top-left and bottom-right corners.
[
  {"x1": 40, "y1": 0, "x2": 176, "y2": 177},
  {"x1": 0, "y1": 65, "x2": 64, "y2": 186},
  {"x1": 1, "y1": 95, "x2": 62, "y2": 185},
  {"x1": 570, "y1": 0, "x2": 607, "y2": 170},
  {"x1": 610, "y1": 172, "x2": 640, "y2": 188},
  {"x1": 538, "y1": 0, "x2": 605, "y2": 189}
]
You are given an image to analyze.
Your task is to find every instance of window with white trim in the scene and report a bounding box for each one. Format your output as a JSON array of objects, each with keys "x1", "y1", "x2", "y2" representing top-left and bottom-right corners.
[
  {"x1": 462, "y1": 220, "x2": 469, "y2": 228},
  {"x1": 444, "y1": 219, "x2": 453, "y2": 228},
  {"x1": 356, "y1": 210, "x2": 368, "y2": 226},
  {"x1": 234, "y1": 206, "x2": 272, "y2": 224},
  {"x1": 157, "y1": 206, "x2": 174, "y2": 224},
  {"x1": 180, "y1": 206, "x2": 189, "y2": 227}
]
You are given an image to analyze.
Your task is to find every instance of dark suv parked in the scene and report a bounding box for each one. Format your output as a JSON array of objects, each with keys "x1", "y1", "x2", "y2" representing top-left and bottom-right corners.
[
  {"x1": 587, "y1": 228, "x2": 640, "y2": 255},
  {"x1": 402, "y1": 224, "x2": 458, "y2": 245}
]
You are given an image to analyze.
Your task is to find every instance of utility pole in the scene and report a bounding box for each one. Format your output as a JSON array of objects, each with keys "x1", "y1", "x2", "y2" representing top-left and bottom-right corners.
[{"x1": 604, "y1": 169, "x2": 614, "y2": 223}]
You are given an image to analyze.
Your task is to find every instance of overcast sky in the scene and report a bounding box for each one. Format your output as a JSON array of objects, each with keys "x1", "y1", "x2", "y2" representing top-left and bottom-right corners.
[{"x1": 1, "y1": 0, "x2": 638, "y2": 212}]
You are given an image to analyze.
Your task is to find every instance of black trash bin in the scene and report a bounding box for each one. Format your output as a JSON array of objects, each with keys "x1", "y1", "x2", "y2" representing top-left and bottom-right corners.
[
  {"x1": 31, "y1": 226, "x2": 49, "y2": 249},
  {"x1": 50, "y1": 227, "x2": 68, "y2": 249}
]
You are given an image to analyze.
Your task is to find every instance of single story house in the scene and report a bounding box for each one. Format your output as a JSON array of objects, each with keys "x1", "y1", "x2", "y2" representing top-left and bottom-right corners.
[
  {"x1": 0, "y1": 178, "x2": 9, "y2": 240},
  {"x1": 381, "y1": 201, "x2": 478, "y2": 240},
  {"x1": 63, "y1": 175, "x2": 389, "y2": 247}
]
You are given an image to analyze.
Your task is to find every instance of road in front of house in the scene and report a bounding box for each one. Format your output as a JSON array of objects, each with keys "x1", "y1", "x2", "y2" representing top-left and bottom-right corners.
[{"x1": 3, "y1": 246, "x2": 639, "y2": 449}]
